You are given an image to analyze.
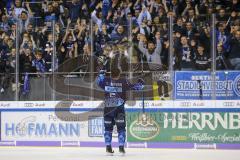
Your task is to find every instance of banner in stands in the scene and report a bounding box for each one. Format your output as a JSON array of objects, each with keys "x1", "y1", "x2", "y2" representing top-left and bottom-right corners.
[
  {"x1": 127, "y1": 111, "x2": 240, "y2": 143},
  {"x1": 175, "y1": 71, "x2": 240, "y2": 100}
]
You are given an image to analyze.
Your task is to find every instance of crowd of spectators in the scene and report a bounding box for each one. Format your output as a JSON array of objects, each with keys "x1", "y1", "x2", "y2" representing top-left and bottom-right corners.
[{"x1": 0, "y1": 0, "x2": 240, "y2": 94}]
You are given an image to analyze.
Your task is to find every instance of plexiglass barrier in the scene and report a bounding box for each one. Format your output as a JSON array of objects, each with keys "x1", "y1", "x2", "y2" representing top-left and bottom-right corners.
[{"x1": 0, "y1": 15, "x2": 239, "y2": 101}]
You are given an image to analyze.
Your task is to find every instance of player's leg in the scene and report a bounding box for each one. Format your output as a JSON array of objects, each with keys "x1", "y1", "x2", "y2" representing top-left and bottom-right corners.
[
  {"x1": 115, "y1": 106, "x2": 126, "y2": 155},
  {"x1": 104, "y1": 107, "x2": 114, "y2": 155}
]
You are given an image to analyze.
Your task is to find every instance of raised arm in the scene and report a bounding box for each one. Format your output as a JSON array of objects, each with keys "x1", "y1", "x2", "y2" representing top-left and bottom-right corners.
[
  {"x1": 138, "y1": 34, "x2": 148, "y2": 56},
  {"x1": 62, "y1": 19, "x2": 71, "y2": 44},
  {"x1": 91, "y1": 10, "x2": 99, "y2": 24},
  {"x1": 91, "y1": 3, "x2": 102, "y2": 29},
  {"x1": 162, "y1": 0, "x2": 169, "y2": 13},
  {"x1": 126, "y1": 78, "x2": 144, "y2": 91},
  {"x1": 96, "y1": 70, "x2": 106, "y2": 89},
  {"x1": 155, "y1": 32, "x2": 162, "y2": 54},
  {"x1": 137, "y1": 8, "x2": 144, "y2": 26}
]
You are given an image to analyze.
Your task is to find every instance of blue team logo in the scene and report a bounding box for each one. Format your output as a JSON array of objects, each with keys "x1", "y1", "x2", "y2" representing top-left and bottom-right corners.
[{"x1": 233, "y1": 75, "x2": 240, "y2": 96}]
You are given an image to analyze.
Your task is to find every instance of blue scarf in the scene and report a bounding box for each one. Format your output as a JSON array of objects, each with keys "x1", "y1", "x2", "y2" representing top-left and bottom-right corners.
[
  {"x1": 33, "y1": 59, "x2": 46, "y2": 73},
  {"x1": 22, "y1": 73, "x2": 30, "y2": 95}
]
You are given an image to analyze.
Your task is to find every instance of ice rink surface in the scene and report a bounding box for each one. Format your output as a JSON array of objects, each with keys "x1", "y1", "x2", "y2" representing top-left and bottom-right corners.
[{"x1": 0, "y1": 147, "x2": 239, "y2": 160}]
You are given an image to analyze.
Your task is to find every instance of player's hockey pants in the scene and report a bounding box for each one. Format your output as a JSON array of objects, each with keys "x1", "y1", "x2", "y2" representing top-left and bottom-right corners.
[{"x1": 104, "y1": 106, "x2": 126, "y2": 146}]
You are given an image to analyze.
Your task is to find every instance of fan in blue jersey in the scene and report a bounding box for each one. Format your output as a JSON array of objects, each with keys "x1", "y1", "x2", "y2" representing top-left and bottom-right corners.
[{"x1": 96, "y1": 68, "x2": 144, "y2": 155}]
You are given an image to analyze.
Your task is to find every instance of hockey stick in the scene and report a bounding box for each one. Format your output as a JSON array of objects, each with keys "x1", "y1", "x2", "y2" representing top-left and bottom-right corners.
[
  {"x1": 141, "y1": 54, "x2": 145, "y2": 113},
  {"x1": 197, "y1": 80, "x2": 203, "y2": 100}
]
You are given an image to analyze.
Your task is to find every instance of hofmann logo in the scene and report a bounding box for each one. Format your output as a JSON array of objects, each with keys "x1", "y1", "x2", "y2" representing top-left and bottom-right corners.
[
  {"x1": 5, "y1": 116, "x2": 80, "y2": 137},
  {"x1": 129, "y1": 113, "x2": 160, "y2": 141}
]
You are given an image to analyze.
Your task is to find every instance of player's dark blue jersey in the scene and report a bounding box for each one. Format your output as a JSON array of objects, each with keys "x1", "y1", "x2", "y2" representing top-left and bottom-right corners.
[{"x1": 97, "y1": 73, "x2": 143, "y2": 107}]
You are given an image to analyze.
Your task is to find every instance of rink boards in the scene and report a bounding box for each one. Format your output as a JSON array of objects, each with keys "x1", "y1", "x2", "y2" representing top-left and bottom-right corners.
[{"x1": 0, "y1": 100, "x2": 239, "y2": 149}]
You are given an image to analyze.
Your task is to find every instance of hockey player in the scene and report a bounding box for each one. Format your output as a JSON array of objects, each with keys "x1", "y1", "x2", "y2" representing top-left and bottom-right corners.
[{"x1": 97, "y1": 68, "x2": 144, "y2": 155}]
